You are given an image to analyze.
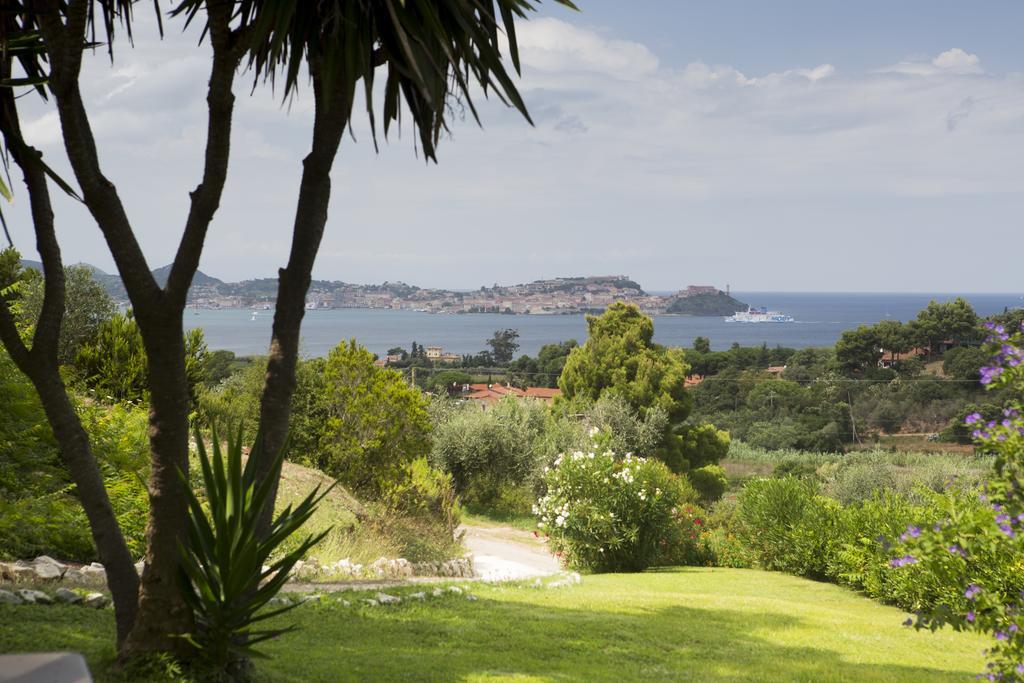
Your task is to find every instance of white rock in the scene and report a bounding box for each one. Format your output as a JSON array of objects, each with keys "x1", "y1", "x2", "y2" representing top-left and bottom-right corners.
[
  {"x1": 465, "y1": 594, "x2": 478, "y2": 601},
  {"x1": 134, "y1": 560, "x2": 145, "y2": 576},
  {"x1": 447, "y1": 586, "x2": 463, "y2": 595},
  {"x1": 339, "y1": 599, "x2": 351, "y2": 607},
  {"x1": 410, "y1": 592, "x2": 426, "y2": 601},
  {"x1": 32, "y1": 563, "x2": 63, "y2": 582},
  {"x1": 62, "y1": 569, "x2": 84, "y2": 584},
  {"x1": 362, "y1": 599, "x2": 379, "y2": 607},
  {"x1": 78, "y1": 565, "x2": 107, "y2": 586},
  {"x1": 84, "y1": 593, "x2": 109, "y2": 609},
  {"x1": 375, "y1": 592, "x2": 401, "y2": 605},
  {"x1": 33, "y1": 556, "x2": 67, "y2": 573},
  {"x1": 17, "y1": 589, "x2": 52, "y2": 605},
  {"x1": 300, "y1": 594, "x2": 323, "y2": 604},
  {"x1": 54, "y1": 588, "x2": 82, "y2": 605},
  {"x1": 0, "y1": 589, "x2": 23, "y2": 605},
  {"x1": 431, "y1": 588, "x2": 444, "y2": 597}
]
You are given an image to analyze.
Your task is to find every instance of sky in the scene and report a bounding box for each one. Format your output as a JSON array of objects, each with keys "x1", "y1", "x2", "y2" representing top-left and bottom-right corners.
[{"x1": 7, "y1": 1, "x2": 1024, "y2": 293}]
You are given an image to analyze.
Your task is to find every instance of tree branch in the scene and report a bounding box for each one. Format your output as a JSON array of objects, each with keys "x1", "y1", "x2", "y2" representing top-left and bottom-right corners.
[
  {"x1": 165, "y1": 1, "x2": 242, "y2": 306},
  {"x1": 35, "y1": 0, "x2": 160, "y2": 314}
]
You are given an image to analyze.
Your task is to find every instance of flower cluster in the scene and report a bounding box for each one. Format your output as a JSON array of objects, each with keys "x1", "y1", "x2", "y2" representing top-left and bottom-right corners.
[
  {"x1": 534, "y1": 446, "x2": 694, "y2": 572},
  {"x1": 893, "y1": 319, "x2": 1024, "y2": 680}
]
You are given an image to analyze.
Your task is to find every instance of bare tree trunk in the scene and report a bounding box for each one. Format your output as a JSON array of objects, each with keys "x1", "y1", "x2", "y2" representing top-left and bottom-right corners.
[
  {"x1": 252, "y1": 74, "x2": 350, "y2": 535},
  {"x1": 0, "y1": 72, "x2": 141, "y2": 647}
]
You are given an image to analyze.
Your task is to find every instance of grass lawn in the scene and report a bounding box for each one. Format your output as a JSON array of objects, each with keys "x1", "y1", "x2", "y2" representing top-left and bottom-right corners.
[{"x1": 0, "y1": 568, "x2": 987, "y2": 682}]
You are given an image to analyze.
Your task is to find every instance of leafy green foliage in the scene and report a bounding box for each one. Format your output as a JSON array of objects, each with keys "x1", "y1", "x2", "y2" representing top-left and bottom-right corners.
[
  {"x1": 74, "y1": 311, "x2": 209, "y2": 405},
  {"x1": 313, "y1": 340, "x2": 431, "y2": 498},
  {"x1": 178, "y1": 425, "x2": 333, "y2": 674},
  {"x1": 894, "y1": 321, "x2": 1024, "y2": 678},
  {"x1": 508, "y1": 340, "x2": 577, "y2": 388},
  {"x1": 0, "y1": 348, "x2": 150, "y2": 561},
  {"x1": 558, "y1": 303, "x2": 728, "y2": 471},
  {"x1": 486, "y1": 328, "x2": 520, "y2": 365},
  {"x1": 689, "y1": 464, "x2": 728, "y2": 504},
  {"x1": 536, "y1": 445, "x2": 697, "y2": 572},
  {"x1": 736, "y1": 477, "x2": 842, "y2": 579},
  {"x1": 18, "y1": 264, "x2": 116, "y2": 365},
  {"x1": 910, "y1": 298, "x2": 980, "y2": 354},
  {"x1": 430, "y1": 395, "x2": 556, "y2": 508}
]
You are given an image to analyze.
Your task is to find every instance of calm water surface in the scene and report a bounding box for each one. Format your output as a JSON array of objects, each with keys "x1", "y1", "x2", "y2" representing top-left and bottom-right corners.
[{"x1": 185, "y1": 292, "x2": 1024, "y2": 358}]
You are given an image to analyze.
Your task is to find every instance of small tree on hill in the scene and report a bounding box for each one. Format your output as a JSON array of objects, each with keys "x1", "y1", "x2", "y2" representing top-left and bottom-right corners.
[{"x1": 559, "y1": 303, "x2": 729, "y2": 471}]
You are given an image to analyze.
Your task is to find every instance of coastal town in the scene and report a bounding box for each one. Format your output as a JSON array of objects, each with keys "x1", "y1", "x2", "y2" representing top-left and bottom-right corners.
[{"x1": 74, "y1": 264, "x2": 747, "y2": 315}]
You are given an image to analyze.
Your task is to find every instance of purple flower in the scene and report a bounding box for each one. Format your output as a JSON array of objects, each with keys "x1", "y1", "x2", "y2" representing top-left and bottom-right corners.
[
  {"x1": 1016, "y1": 664, "x2": 1024, "y2": 675},
  {"x1": 966, "y1": 584, "x2": 982, "y2": 600},
  {"x1": 900, "y1": 525, "x2": 922, "y2": 541},
  {"x1": 890, "y1": 555, "x2": 918, "y2": 568},
  {"x1": 967, "y1": 610, "x2": 976, "y2": 622},
  {"x1": 996, "y1": 631, "x2": 1008, "y2": 641},
  {"x1": 966, "y1": 412, "x2": 983, "y2": 425},
  {"x1": 1010, "y1": 624, "x2": 1019, "y2": 633},
  {"x1": 996, "y1": 514, "x2": 1011, "y2": 524},
  {"x1": 999, "y1": 524, "x2": 1016, "y2": 538},
  {"x1": 903, "y1": 617, "x2": 913, "y2": 626},
  {"x1": 948, "y1": 544, "x2": 967, "y2": 558}
]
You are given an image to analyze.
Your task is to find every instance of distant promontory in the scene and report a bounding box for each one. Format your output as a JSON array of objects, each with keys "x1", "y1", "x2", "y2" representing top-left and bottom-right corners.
[{"x1": 18, "y1": 262, "x2": 747, "y2": 316}]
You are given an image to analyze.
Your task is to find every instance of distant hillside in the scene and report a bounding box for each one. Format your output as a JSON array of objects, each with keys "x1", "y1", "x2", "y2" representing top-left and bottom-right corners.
[
  {"x1": 151, "y1": 264, "x2": 223, "y2": 288},
  {"x1": 666, "y1": 291, "x2": 748, "y2": 316},
  {"x1": 20, "y1": 260, "x2": 220, "y2": 300}
]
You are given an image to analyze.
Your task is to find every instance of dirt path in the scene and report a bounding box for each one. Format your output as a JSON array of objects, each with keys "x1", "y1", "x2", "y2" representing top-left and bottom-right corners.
[
  {"x1": 281, "y1": 522, "x2": 560, "y2": 593},
  {"x1": 458, "y1": 523, "x2": 561, "y2": 581}
]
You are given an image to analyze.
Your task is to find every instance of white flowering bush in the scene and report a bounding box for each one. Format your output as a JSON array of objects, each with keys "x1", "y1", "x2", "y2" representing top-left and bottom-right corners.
[{"x1": 535, "y1": 448, "x2": 696, "y2": 572}]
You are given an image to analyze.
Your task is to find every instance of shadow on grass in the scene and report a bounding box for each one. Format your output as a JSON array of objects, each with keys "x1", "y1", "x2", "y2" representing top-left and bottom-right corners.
[
  {"x1": 0, "y1": 586, "x2": 978, "y2": 682},
  {"x1": 260, "y1": 591, "x2": 977, "y2": 682}
]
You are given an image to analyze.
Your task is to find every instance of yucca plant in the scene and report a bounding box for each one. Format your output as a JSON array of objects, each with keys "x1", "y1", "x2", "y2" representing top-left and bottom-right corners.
[{"x1": 178, "y1": 424, "x2": 334, "y2": 675}]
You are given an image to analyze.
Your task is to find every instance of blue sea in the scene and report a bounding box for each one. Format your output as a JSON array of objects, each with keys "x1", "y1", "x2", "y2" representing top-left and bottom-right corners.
[{"x1": 185, "y1": 292, "x2": 1024, "y2": 358}]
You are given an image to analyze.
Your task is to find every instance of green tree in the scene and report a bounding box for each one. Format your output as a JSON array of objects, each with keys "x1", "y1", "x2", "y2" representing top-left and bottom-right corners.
[
  {"x1": 559, "y1": 303, "x2": 726, "y2": 471},
  {"x1": 910, "y1": 298, "x2": 979, "y2": 355},
  {"x1": 692, "y1": 336, "x2": 711, "y2": 354},
  {"x1": 75, "y1": 312, "x2": 148, "y2": 403},
  {"x1": 943, "y1": 346, "x2": 989, "y2": 381},
  {"x1": 835, "y1": 325, "x2": 882, "y2": 377},
  {"x1": 313, "y1": 340, "x2": 431, "y2": 498},
  {"x1": 487, "y1": 328, "x2": 520, "y2": 365},
  {"x1": 427, "y1": 369, "x2": 472, "y2": 394},
  {"x1": 874, "y1": 319, "x2": 913, "y2": 360},
  {"x1": 19, "y1": 264, "x2": 115, "y2": 365}
]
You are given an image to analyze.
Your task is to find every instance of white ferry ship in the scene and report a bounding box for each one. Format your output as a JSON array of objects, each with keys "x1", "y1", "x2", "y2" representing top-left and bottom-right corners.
[{"x1": 725, "y1": 307, "x2": 795, "y2": 323}]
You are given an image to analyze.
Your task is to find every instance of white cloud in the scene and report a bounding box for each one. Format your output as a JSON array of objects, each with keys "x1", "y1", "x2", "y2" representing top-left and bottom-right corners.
[
  {"x1": 880, "y1": 47, "x2": 983, "y2": 76},
  {"x1": 5, "y1": 18, "x2": 1021, "y2": 292}
]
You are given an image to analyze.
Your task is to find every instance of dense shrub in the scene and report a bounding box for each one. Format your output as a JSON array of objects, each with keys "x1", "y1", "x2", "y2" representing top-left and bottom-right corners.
[
  {"x1": 0, "y1": 348, "x2": 151, "y2": 561},
  {"x1": 736, "y1": 477, "x2": 841, "y2": 579},
  {"x1": 430, "y1": 397, "x2": 555, "y2": 509},
  {"x1": 312, "y1": 340, "x2": 431, "y2": 498},
  {"x1": 583, "y1": 394, "x2": 667, "y2": 459},
  {"x1": 535, "y1": 449, "x2": 696, "y2": 572},
  {"x1": 689, "y1": 464, "x2": 728, "y2": 504},
  {"x1": 893, "y1": 321, "x2": 1024, "y2": 678},
  {"x1": 697, "y1": 498, "x2": 756, "y2": 568}
]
